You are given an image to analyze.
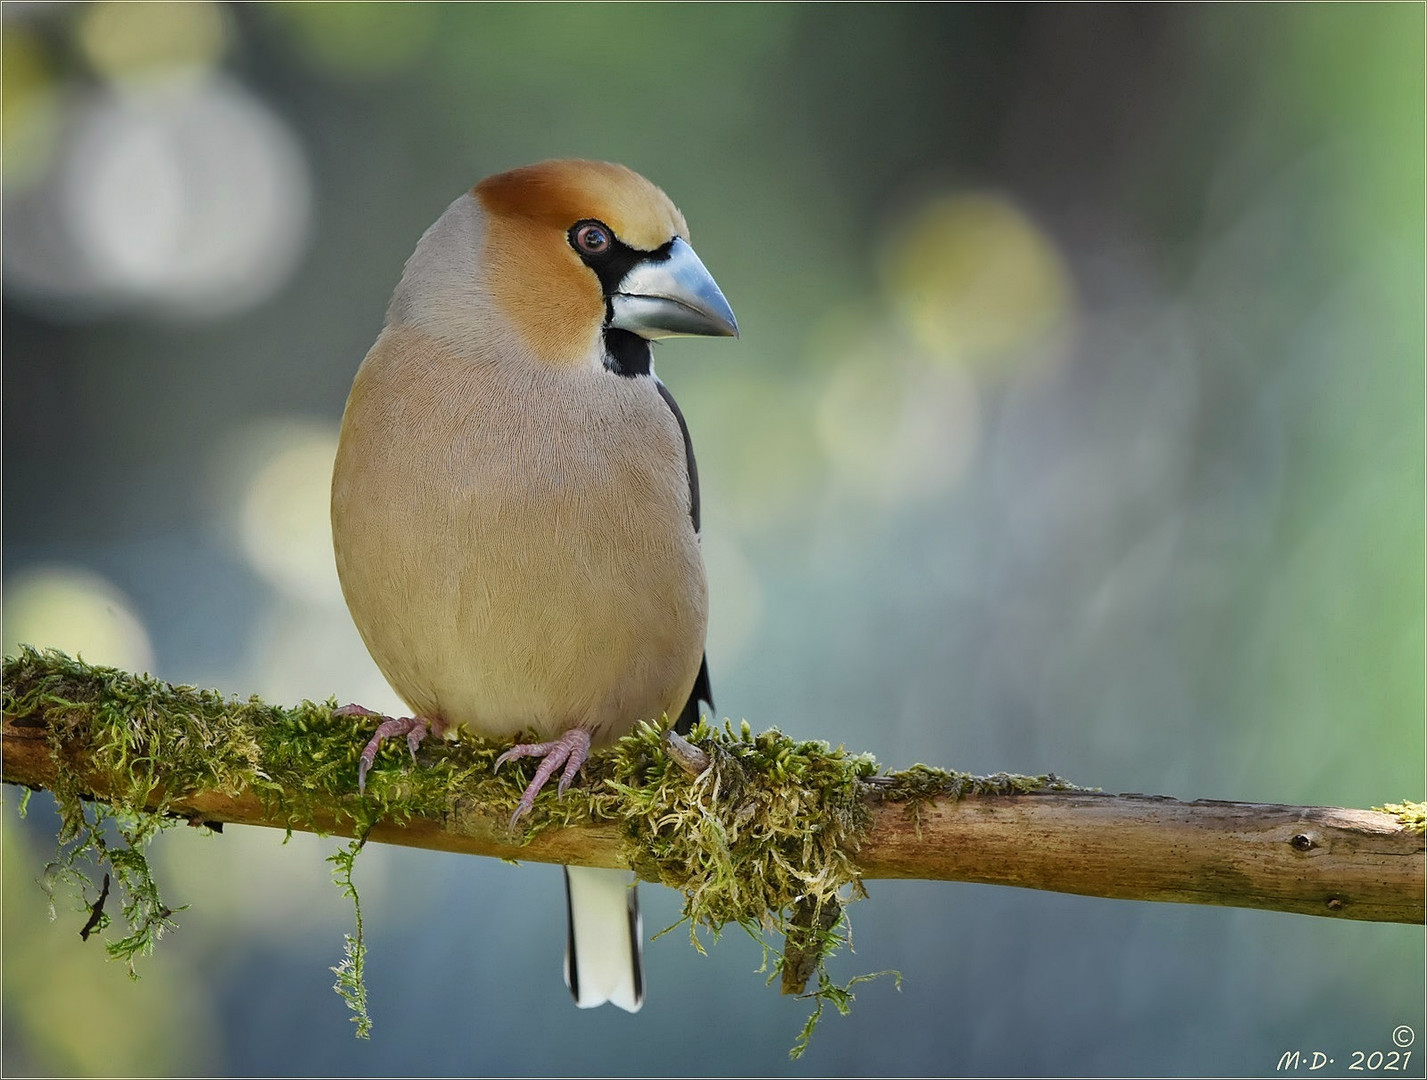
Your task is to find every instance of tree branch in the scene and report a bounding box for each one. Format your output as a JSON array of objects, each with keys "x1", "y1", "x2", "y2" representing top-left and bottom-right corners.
[{"x1": 3, "y1": 650, "x2": 1421, "y2": 926}]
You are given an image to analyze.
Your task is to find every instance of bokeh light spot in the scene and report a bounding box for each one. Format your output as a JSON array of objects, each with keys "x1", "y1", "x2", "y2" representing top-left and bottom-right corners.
[
  {"x1": 813, "y1": 318, "x2": 980, "y2": 503},
  {"x1": 77, "y1": 0, "x2": 227, "y2": 83},
  {"x1": 2, "y1": 26, "x2": 60, "y2": 193},
  {"x1": 3, "y1": 566, "x2": 155, "y2": 673},
  {"x1": 272, "y1": 2, "x2": 438, "y2": 77},
  {"x1": 155, "y1": 827, "x2": 391, "y2": 941},
  {"x1": 222, "y1": 420, "x2": 344, "y2": 607},
  {"x1": 58, "y1": 75, "x2": 313, "y2": 318},
  {"x1": 880, "y1": 192, "x2": 1074, "y2": 372},
  {"x1": 4, "y1": 819, "x2": 216, "y2": 1076}
]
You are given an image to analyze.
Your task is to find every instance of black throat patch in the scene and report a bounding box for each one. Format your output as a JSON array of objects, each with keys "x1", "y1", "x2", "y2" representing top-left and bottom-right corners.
[{"x1": 603, "y1": 327, "x2": 652, "y2": 377}]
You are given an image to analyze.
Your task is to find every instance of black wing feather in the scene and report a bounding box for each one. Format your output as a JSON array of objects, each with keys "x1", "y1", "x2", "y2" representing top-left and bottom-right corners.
[
  {"x1": 654, "y1": 378, "x2": 701, "y2": 533},
  {"x1": 655, "y1": 377, "x2": 713, "y2": 732}
]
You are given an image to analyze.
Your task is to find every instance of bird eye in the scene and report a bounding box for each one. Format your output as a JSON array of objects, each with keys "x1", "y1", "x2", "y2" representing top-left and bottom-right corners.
[{"x1": 572, "y1": 221, "x2": 612, "y2": 255}]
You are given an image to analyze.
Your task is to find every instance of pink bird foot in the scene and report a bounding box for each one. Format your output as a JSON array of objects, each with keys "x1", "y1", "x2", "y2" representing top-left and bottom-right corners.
[
  {"x1": 336, "y1": 704, "x2": 431, "y2": 793},
  {"x1": 494, "y1": 728, "x2": 593, "y2": 828}
]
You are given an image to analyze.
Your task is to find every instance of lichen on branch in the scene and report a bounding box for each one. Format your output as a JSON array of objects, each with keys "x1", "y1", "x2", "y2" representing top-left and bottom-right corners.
[{"x1": 1374, "y1": 800, "x2": 1426, "y2": 834}]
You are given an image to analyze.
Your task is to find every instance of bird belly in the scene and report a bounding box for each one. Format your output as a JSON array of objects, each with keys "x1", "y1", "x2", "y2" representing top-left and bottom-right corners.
[
  {"x1": 332, "y1": 333, "x2": 706, "y2": 746},
  {"x1": 382, "y1": 510, "x2": 704, "y2": 745}
]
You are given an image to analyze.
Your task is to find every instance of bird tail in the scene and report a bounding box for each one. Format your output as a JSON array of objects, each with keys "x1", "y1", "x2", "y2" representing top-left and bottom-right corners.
[{"x1": 563, "y1": 865, "x2": 644, "y2": 1012}]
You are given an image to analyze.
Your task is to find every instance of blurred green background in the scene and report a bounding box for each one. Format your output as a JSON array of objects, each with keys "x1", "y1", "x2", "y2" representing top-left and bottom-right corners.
[{"x1": 3, "y1": 3, "x2": 1422, "y2": 1075}]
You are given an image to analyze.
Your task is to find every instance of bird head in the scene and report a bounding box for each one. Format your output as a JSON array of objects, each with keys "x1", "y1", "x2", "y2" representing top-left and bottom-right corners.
[{"x1": 446, "y1": 159, "x2": 739, "y2": 374}]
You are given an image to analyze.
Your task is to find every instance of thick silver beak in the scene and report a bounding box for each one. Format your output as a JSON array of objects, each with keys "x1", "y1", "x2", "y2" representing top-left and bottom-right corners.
[{"x1": 609, "y1": 237, "x2": 739, "y2": 340}]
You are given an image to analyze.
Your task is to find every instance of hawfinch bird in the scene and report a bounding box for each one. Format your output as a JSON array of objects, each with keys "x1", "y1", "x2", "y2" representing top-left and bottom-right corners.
[{"x1": 330, "y1": 160, "x2": 737, "y2": 1012}]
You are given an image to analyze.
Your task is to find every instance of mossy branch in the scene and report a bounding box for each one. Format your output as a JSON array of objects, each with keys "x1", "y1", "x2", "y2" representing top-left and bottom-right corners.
[
  {"x1": 4, "y1": 648, "x2": 1420, "y2": 926},
  {"x1": 5, "y1": 650, "x2": 1421, "y2": 1055}
]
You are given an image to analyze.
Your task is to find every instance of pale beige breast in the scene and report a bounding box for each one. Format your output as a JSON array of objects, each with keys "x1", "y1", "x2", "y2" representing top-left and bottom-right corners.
[{"x1": 331, "y1": 327, "x2": 707, "y2": 745}]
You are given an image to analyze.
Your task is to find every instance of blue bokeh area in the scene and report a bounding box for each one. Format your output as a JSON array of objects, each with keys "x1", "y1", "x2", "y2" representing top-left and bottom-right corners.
[{"x1": 3, "y1": 4, "x2": 1422, "y2": 1076}]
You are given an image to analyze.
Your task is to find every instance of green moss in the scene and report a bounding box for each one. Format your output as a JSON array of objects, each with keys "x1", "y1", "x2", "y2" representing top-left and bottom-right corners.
[
  {"x1": 1374, "y1": 800, "x2": 1426, "y2": 833},
  {"x1": 874, "y1": 761, "x2": 1087, "y2": 802},
  {"x1": 872, "y1": 762, "x2": 1094, "y2": 838},
  {"x1": 3, "y1": 647, "x2": 1084, "y2": 1056},
  {"x1": 328, "y1": 836, "x2": 372, "y2": 1038},
  {"x1": 583, "y1": 719, "x2": 877, "y2": 939}
]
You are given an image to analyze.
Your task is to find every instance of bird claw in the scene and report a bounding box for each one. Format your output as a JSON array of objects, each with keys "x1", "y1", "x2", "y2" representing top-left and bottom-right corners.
[
  {"x1": 342, "y1": 707, "x2": 430, "y2": 793},
  {"x1": 497, "y1": 728, "x2": 593, "y2": 829},
  {"x1": 334, "y1": 703, "x2": 380, "y2": 718}
]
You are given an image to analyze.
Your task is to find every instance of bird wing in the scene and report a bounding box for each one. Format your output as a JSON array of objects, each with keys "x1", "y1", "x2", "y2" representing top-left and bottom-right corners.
[{"x1": 654, "y1": 375, "x2": 714, "y2": 732}]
